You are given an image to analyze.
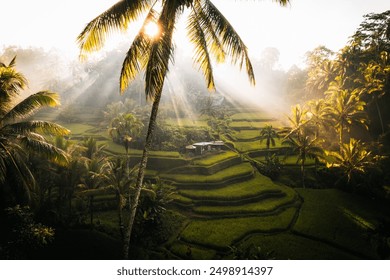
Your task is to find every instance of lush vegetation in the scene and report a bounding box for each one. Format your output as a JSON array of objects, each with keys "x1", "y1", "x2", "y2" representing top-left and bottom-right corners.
[{"x1": 1, "y1": 7, "x2": 390, "y2": 260}]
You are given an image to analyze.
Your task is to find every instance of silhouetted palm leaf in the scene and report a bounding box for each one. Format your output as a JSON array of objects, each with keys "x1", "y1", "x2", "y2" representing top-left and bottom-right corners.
[
  {"x1": 2, "y1": 91, "x2": 61, "y2": 122},
  {"x1": 0, "y1": 58, "x2": 69, "y2": 205},
  {"x1": 77, "y1": 0, "x2": 152, "y2": 58}
]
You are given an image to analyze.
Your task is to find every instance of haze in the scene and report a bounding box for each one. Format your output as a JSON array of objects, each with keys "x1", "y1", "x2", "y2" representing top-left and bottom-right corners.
[
  {"x1": 1, "y1": 0, "x2": 388, "y2": 68},
  {"x1": 1, "y1": 0, "x2": 389, "y2": 116}
]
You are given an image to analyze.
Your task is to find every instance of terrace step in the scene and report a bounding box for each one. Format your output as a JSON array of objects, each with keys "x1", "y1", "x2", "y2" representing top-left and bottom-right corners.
[
  {"x1": 161, "y1": 162, "x2": 254, "y2": 189},
  {"x1": 180, "y1": 190, "x2": 285, "y2": 207},
  {"x1": 191, "y1": 192, "x2": 298, "y2": 216},
  {"x1": 177, "y1": 207, "x2": 299, "y2": 251},
  {"x1": 167, "y1": 155, "x2": 242, "y2": 175}
]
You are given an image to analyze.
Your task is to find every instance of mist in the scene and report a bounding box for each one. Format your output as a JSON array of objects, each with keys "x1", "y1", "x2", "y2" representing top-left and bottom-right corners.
[{"x1": 0, "y1": 43, "x2": 305, "y2": 122}]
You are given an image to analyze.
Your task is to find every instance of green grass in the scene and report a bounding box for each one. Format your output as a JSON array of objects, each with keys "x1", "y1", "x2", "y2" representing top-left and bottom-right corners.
[
  {"x1": 179, "y1": 207, "x2": 297, "y2": 249},
  {"x1": 103, "y1": 141, "x2": 181, "y2": 158},
  {"x1": 102, "y1": 141, "x2": 127, "y2": 154},
  {"x1": 161, "y1": 162, "x2": 253, "y2": 186},
  {"x1": 172, "y1": 193, "x2": 193, "y2": 205},
  {"x1": 254, "y1": 155, "x2": 316, "y2": 166},
  {"x1": 232, "y1": 130, "x2": 261, "y2": 141},
  {"x1": 192, "y1": 151, "x2": 239, "y2": 166},
  {"x1": 230, "y1": 121, "x2": 263, "y2": 129},
  {"x1": 168, "y1": 242, "x2": 217, "y2": 259},
  {"x1": 179, "y1": 172, "x2": 284, "y2": 200},
  {"x1": 293, "y1": 188, "x2": 389, "y2": 259},
  {"x1": 230, "y1": 112, "x2": 273, "y2": 121},
  {"x1": 192, "y1": 187, "x2": 297, "y2": 215},
  {"x1": 234, "y1": 139, "x2": 284, "y2": 153},
  {"x1": 237, "y1": 233, "x2": 358, "y2": 259},
  {"x1": 165, "y1": 118, "x2": 208, "y2": 127},
  {"x1": 230, "y1": 120, "x2": 284, "y2": 129},
  {"x1": 62, "y1": 123, "x2": 96, "y2": 135},
  {"x1": 95, "y1": 210, "x2": 119, "y2": 228},
  {"x1": 94, "y1": 210, "x2": 122, "y2": 239},
  {"x1": 234, "y1": 141, "x2": 261, "y2": 152}
]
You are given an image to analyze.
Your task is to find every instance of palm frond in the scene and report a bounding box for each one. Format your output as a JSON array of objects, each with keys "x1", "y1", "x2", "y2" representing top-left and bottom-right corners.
[
  {"x1": 8, "y1": 56, "x2": 17, "y2": 68},
  {"x1": 273, "y1": 0, "x2": 290, "y2": 6},
  {"x1": 78, "y1": 0, "x2": 152, "y2": 58},
  {"x1": 0, "y1": 141, "x2": 36, "y2": 198},
  {"x1": 187, "y1": 8, "x2": 215, "y2": 90},
  {"x1": 2, "y1": 121, "x2": 70, "y2": 136},
  {"x1": 18, "y1": 136, "x2": 69, "y2": 166},
  {"x1": 201, "y1": 0, "x2": 255, "y2": 85},
  {"x1": 0, "y1": 67, "x2": 28, "y2": 114},
  {"x1": 192, "y1": 1, "x2": 226, "y2": 63},
  {"x1": 2, "y1": 91, "x2": 60, "y2": 122},
  {"x1": 145, "y1": 2, "x2": 178, "y2": 100},
  {"x1": 120, "y1": 9, "x2": 157, "y2": 92}
]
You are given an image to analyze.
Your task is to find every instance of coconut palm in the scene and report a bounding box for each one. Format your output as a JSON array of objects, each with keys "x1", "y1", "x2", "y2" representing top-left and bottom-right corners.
[
  {"x1": 357, "y1": 52, "x2": 390, "y2": 135},
  {"x1": 77, "y1": 157, "x2": 107, "y2": 225},
  {"x1": 199, "y1": 96, "x2": 226, "y2": 119},
  {"x1": 283, "y1": 134, "x2": 324, "y2": 188},
  {"x1": 101, "y1": 158, "x2": 137, "y2": 241},
  {"x1": 260, "y1": 125, "x2": 279, "y2": 150},
  {"x1": 306, "y1": 59, "x2": 339, "y2": 95},
  {"x1": 81, "y1": 137, "x2": 106, "y2": 159},
  {"x1": 324, "y1": 77, "x2": 368, "y2": 150},
  {"x1": 327, "y1": 138, "x2": 377, "y2": 186},
  {"x1": 109, "y1": 113, "x2": 144, "y2": 154},
  {"x1": 0, "y1": 58, "x2": 69, "y2": 207},
  {"x1": 283, "y1": 104, "x2": 309, "y2": 140},
  {"x1": 78, "y1": 0, "x2": 290, "y2": 259}
]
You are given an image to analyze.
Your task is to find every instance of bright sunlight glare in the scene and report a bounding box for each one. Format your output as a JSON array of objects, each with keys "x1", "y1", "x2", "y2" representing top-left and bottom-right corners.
[{"x1": 144, "y1": 21, "x2": 160, "y2": 38}]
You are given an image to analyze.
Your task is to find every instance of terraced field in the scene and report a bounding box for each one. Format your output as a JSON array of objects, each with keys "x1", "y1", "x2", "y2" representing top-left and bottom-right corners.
[
  {"x1": 57, "y1": 108, "x2": 390, "y2": 259},
  {"x1": 155, "y1": 149, "x2": 302, "y2": 259},
  {"x1": 157, "y1": 111, "x2": 389, "y2": 259}
]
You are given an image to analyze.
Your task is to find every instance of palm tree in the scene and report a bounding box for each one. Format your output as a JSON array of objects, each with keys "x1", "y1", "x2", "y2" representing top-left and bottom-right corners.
[
  {"x1": 306, "y1": 59, "x2": 339, "y2": 95},
  {"x1": 81, "y1": 137, "x2": 106, "y2": 159},
  {"x1": 0, "y1": 58, "x2": 69, "y2": 207},
  {"x1": 324, "y1": 77, "x2": 368, "y2": 150},
  {"x1": 259, "y1": 124, "x2": 279, "y2": 150},
  {"x1": 199, "y1": 96, "x2": 226, "y2": 119},
  {"x1": 327, "y1": 138, "x2": 377, "y2": 186},
  {"x1": 207, "y1": 116, "x2": 232, "y2": 140},
  {"x1": 109, "y1": 113, "x2": 144, "y2": 154},
  {"x1": 282, "y1": 134, "x2": 324, "y2": 188},
  {"x1": 78, "y1": 0, "x2": 290, "y2": 259},
  {"x1": 283, "y1": 104, "x2": 309, "y2": 140},
  {"x1": 78, "y1": 157, "x2": 107, "y2": 225},
  {"x1": 306, "y1": 99, "x2": 329, "y2": 138},
  {"x1": 101, "y1": 158, "x2": 137, "y2": 241},
  {"x1": 357, "y1": 52, "x2": 390, "y2": 135}
]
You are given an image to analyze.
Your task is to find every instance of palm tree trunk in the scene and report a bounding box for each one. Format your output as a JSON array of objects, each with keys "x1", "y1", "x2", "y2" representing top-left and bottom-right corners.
[
  {"x1": 116, "y1": 190, "x2": 124, "y2": 241},
  {"x1": 301, "y1": 159, "x2": 306, "y2": 188},
  {"x1": 339, "y1": 124, "x2": 344, "y2": 152},
  {"x1": 122, "y1": 91, "x2": 162, "y2": 259},
  {"x1": 90, "y1": 196, "x2": 94, "y2": 225},
  {"x1": 375, "y1": 99, "x2": 385, "y2": 135}
]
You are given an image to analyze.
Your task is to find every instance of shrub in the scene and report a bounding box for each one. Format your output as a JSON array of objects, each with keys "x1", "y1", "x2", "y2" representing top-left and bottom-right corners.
[
  {"x1": 256, "y1": 153, "x2": 282, "y2": 180},
  {"x1": 0, "y1": 205, "x2": 55, "y2": 259}
]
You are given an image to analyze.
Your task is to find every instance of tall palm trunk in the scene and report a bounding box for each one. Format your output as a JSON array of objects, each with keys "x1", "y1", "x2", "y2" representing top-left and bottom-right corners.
[
  {"x1": 301, "y1": 158, "x2": 306, "y2": 188},
  {"x1": 339, "y1": 123, "x2": 344, "y2": 153},
  {"x1": 122, "y1": 91, "x2": 162, "y2": 259},
  {"x1": 89, "y1": 196, "x2": 94, "y2": 225},
  {"x1": 116, "y1": 190, "x2": 124, "y2": 241},
  {"x1": 375, "y1": 98, "x2": 385, "y2": 135}
]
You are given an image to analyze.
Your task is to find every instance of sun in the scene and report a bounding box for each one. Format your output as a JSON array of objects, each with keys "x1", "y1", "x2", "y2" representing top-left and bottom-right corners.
[{"x1": 144, "y1": 21, "x2": 160, "y2": 38}]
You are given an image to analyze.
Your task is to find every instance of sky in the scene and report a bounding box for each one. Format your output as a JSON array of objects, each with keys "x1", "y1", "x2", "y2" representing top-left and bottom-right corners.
[{"x1": 1, "y1": 0, "x2": 389, "y2": 68}]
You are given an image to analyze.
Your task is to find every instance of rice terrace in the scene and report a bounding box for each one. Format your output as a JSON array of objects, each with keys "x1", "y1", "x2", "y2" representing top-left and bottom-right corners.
[{"x1": 0, "y1": 0, "x2": 390, "y2": 260}]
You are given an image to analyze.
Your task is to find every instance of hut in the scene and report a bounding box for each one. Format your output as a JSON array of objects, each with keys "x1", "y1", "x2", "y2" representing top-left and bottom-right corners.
[{"x1": 186, "y1": 141, "x2": 225, "y2": 155}]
